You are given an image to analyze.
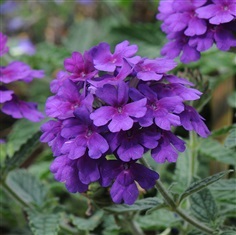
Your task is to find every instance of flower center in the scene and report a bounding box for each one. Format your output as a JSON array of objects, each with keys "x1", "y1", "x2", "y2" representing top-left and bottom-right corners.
[
  {"x1": 86, "y1": 129, "x2": 93, "y2": 138},
  {"x1": 117, "y1": 106, "x2": 123, "y2": 113},
  {"x1": 223, "y1": 5, "x2": 228, "y2": 11},
  {"x1": 123, "y1": 162, "x2": 130, "y2": 170}
]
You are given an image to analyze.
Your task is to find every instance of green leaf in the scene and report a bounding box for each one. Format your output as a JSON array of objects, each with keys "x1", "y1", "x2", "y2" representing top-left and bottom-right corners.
[
  {"x1": 179, "y1": 170, "x2": 233, "y2": 204},
  {"x1": 224, "y1": 126, "x2": 236, "y2": 148},
  {"x1": 172, "y1": 148, "x2": 193, "y2": 194},
  {"x1": 103, "y1": 198, "x2": 163, "y2": 213},
  {"x1": 27, "y1": 210, "x2": 60, "y2": 235},
  {"x1": 5, "y1": 119, "x2": 42, "y2": 157},
  {"x1": 190, "y1": 188, "x2": 218, "y2": 223},
  {"x1": 5, "y1": 169, "x2": 47, "y2": 207},
  {"x1": 199, "y1": 138, "x2": 236, "y2": 165},
  {"x1": 210, "y1": 179, "x2": 236, "y2": 205},
  {"x1": 136, "y1": 209, "x2": 181, "y2": 230},
  {"x1": 210, "y1": 125, "x2": 235, "y2": 138},
  {"x1": 1, "y1": 132, "x2": 41, "y2": 179},
  {"x1": 71, "y1": 210, "x2": 104, "y2": 231},
  {"x1": 227, "y1": 92, "x2": 236, "y2": 108}
]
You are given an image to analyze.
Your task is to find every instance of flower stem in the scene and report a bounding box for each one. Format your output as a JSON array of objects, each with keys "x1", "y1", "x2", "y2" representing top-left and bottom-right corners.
[
  {"x1": 140, "y1": 158, "x2": 214, "y2": 234},
  {"x1": 1, "y1": 181, "x2": 79, "y2": 235},
  {"x1": 126, "y1": 219, "x2": 145, "y2": 235}
]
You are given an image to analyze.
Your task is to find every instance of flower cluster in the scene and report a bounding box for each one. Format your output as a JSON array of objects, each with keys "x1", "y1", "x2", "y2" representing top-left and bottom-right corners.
[
  {"x1": 157, "y1": 0, "x2": 236, "y2": 63},
  {"x1": 41, "y1": 40, "x2": 209, "y2": 204},
  {"x1": 0, "y1": 32, "x2": 44, "y2": 121}
]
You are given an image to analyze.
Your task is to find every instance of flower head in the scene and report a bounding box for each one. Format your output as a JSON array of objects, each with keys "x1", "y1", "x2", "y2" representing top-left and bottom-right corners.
[
  {"x1": 41, "y1": 40, "x2": 209, "y2": 204},
  {"x1": 0, "y1": 32, "x2": 44, "y2": 121},
  {"x1": 157, "y1": 0, "x2": 236, "y2": 63}
]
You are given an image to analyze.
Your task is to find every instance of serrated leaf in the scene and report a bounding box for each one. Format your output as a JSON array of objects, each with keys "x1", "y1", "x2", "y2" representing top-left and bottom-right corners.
[
  {"x1": 71, "y1": 210, "x2": 104, "y2": 231},
  {"x1": 172, "y1": 148, "x2": 193, "y2": 194},
  {"x1": 224, "y1": 127, "x2": 236, "y2": 148},
  {"x1": 210, "y1": 179, "x2": 236, "y2": 205},
  {"x1": 199, "y1": 138, "x2": 236, "y2": 165},
  {"x1": 210, "y1": 125, "x2": 236, "y2": 138},
  {"x1": 27, "y1": 210, "x2": 60, "y2": 235},
  {"x1": 190, "y1": 188, "x2": 218, "y2": 223},
  {"x1": 5, "y1": 119, "x2": 42, "y2": 157},
  {"x1": 219, "y1": 230, "x2": 236, "y2": 235},
  {"x1": 103, "y1": 198, "x2": 163, "y2": 213},
  {"x1": 179, "y1": 170, "x2": 233, "y2": 204},
  {"x1": 6, "y1": 169, "x2": 47, "y2": 207},
  {"x1": 1, "y1": 132, "x2": 41, "y2": 179},
  {"x1": 136, "y1": 209, "x2": 181, "y2": 230}
]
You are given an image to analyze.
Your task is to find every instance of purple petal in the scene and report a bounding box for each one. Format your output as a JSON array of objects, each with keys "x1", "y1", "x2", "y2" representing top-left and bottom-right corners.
[
  {"x1": 78, "y1": 156, "x2": 101, "y2": 184},
  {"x1": 0, "y1": 89, "x2": 13, "y2": 103},
  {"x1": 131, "y1": 163, "x2": 159, "y2": 189},
  {"x1": 124, "y1": 98, "x2": 147, "y2": 118},
  {"x1": 88, "y1": 133, "x2": 109, "y2": 159},
  {"x1": 90, "y1": 106, "x2": 116, "y2": 126},
  {"x1": 108, "y1": 113, "x2": 134, "y2": 132}
]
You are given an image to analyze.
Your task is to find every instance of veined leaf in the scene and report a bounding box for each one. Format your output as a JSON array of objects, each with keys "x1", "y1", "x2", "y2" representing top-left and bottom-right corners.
[
  {"x1": 71, "y1": 210, "x2": 104, "y2": 231},
  {"x1": 178, "y1": 170, "x2": 233, "y2": 204},
  {"x1": 27, "y1": 210, "x2": 60, "y2": 235},
  {"x1": 1, "y1": 132, "x2": 41, "y2": 179},
  {"x1": 5, "y1": 169, "x2": 47, "y2": 207},
  {"x1": 190, "y1": 188, "x2": 218, "y2": 223},
  {"x1": 103, "y1": 198, "x2": 163, "y2": 213},
  {"x1": 210, "y1": 124, "x2": 235, "y2": 138},
  {"x1": 199, "y1": 138, "x2": 236, "y2": 165},
  {"x1": 5, "y1": 119, "x2": 42, "y2": 157},
  {"x1": 137, "y1": 209, "x2": 181, "y2": 230},
  {"x1": 210, "y1": 178, "x2": 236, "y2": 205},
  {"x1": 224, "y1": 126, "x2": 236, "y2": 148},
  {"x1": 172, "y1": 148, "x2": 193, "y2": 194}
]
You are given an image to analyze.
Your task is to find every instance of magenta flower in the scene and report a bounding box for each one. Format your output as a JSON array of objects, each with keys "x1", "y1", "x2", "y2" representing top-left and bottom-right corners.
[
  {"x1": 50, "y1": 154, "x2": 88, "y2": 193},
  {"x1": 61, "y1": 107, "x2": 109, "y2": 160},
  {"x1": 91, "y1": 41, "x2": 138, "y2": 72},
  {"x1": 196, "y1": 0, "x2": 236, "y2": 25},
  {"x1": 101, "y1": 160, "x2": 159, "y2": 205},
  {"x1": 64, "y1": 51, "x2": 98, "y2": 82},
  {"x1": 45, "y1": 79, "x2": 93, "y2": 119},
  {"x1": 2, "y1": 95, "x2": 44, "y2": 122},
  {"x1": 157, "y1": 0, "x2": 236, "y2": 63},
  {"x1": 41, "y1": 40, "x2": 210, "y2": 204},
  {"x1": 0, "y1": 32, "x2": 44, "y2": 121},
  {"x1": 90, "y1": 81, "x2": 147, "y2": 132}
]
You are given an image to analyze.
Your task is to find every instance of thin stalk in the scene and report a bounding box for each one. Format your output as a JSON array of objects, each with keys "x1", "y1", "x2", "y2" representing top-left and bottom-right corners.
[
  {"x1": 189, "y1": 131, "x2": 198, "y2": 179},
  {"x1": 140, "y1": 158, "x2": 214, "y2": 234},
  {"x1": 114, "y1": 215, "x2": 145, "y2": 235},
  {"x1": 1, "y1": 181, "x2": 79, "y2": 235},
  {"x1": 126, "y1": 219, "x2": 145, "y2": 235}
]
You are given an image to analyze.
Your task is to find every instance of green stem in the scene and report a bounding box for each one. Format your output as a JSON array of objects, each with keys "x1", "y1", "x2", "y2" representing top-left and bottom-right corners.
[
  {"x1": 189, "y1": 131, "x2": 198, "y2": 179},
  {"x1": 140, "y1": 158, "x2": 214, "y2": 234},
  {"x1": 126, "y1": 219, "x2": 145, "y2": 235},
  {"x1": 1, "y1": 181, "x2": 79, "y2": 235},
  {"x1": 1, "y1": 181, "x2": 30, "y2": 208}
]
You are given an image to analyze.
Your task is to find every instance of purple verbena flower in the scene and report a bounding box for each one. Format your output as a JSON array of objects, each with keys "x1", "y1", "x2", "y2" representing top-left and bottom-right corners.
[
  {"x1": 41, "y1": 40, "x2": 210, "y2": 204},
  {"x1": 196, "y1": 0, "x2": 236, "y2": 25},
  {"x1": 2, "y1": 95, "x2": 44, "y2": 122},
  {"x1": 64, "y1": 51, "x2": 98, "y2": 82},
  {"x1": 90, "y1": 81, "x2": 147, "y2": 132},
  {"x1": 101, "y1": 160, "x2": 159, "y2": 205},
  {"x1": 61, "y1": 107, "x2": 109, "y2": 160},
  {"x1": 91, "y1": 41, "x2": 138, "y2": 72},
  {"x1": 0, "y1": 32, "x2": 44, "y2": 121},
  {"x1": 50, "y1": 154, "x2": 88, "y2": 193},
  {"x1": 157, "y1": 0, "x2": 236, "y2": 63}
]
